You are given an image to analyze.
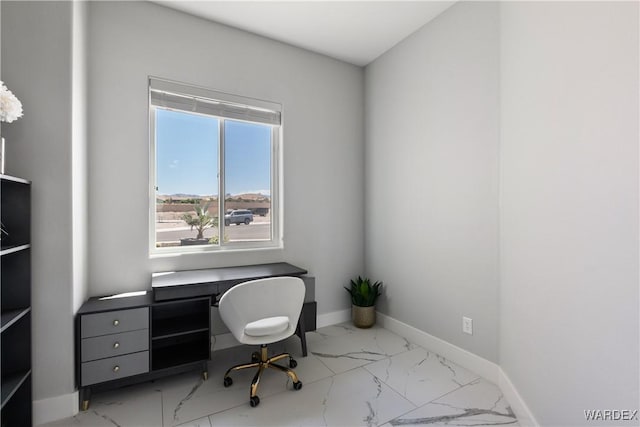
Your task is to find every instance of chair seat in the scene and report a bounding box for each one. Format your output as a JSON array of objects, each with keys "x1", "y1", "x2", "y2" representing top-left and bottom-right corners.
[{"x1": 244, "y1": 316, "x2": 290, "y2": 337}]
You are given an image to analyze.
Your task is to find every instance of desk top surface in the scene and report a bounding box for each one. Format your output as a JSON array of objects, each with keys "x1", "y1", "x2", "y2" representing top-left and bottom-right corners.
[
  {"x1": 78, "y1": 263, "x2": 308, "y2": 311},
  {"x1": 77, "y1": 291, "x2": 154, "y2": 314},
  {"x1": 151, "y1": 262, "x2": 307, "y2": 288}
]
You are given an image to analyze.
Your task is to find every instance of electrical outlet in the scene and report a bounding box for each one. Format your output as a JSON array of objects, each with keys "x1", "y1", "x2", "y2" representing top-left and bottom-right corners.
[{"x1": 463, "y1": 317, "x2": 473, "y2": 335}]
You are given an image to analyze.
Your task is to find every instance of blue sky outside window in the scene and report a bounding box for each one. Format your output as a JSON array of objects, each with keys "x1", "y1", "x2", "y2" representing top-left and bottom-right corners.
[
  {"x1": 156, "y1": 109, "x2": 271, "y2": 198},
  {"x1": 225, "y1": 120, "x2": 271, "y2": 197},
  {"x1": 156, "y1": 109, "x2": 219, "y2": 196}
]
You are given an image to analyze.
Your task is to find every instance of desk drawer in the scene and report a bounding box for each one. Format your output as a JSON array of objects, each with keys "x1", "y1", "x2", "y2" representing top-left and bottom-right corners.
[
  {"x1": 81, "y1": 308, "x2": 149, "y2": 338},
  {"x1": 81, "y1": 351, "x2": 149, "y2": 386},
  {"x1": 81, "y1": 329, "x2": 149, "y2": 362}
]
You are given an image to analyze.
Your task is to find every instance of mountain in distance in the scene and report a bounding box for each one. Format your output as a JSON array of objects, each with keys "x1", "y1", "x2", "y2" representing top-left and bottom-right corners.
[
  {"x1": 226, "y1": 193, "x2": 270, "y2": 201},
  {"x1": 158, "y1": 193, "x2": 270, "y2": 200},
  {"x1": 165, "y1": 193, "x2": 207, "y2": 198}
]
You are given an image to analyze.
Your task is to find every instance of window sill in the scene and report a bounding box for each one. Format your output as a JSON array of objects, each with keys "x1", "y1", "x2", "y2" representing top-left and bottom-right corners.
[{"x1": 149, "y1": 243, "x2": 284, "y2": 259}]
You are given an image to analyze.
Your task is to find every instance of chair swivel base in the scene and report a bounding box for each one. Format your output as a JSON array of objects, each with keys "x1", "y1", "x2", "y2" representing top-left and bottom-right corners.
[{"x1": 223, "y1": 344, "x2": 303, "y2": 407}]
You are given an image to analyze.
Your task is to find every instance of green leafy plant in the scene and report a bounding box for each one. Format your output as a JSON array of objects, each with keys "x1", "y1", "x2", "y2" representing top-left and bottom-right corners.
[
  {"x1": 208, "y1": 234, "x2": 230, "y2": 244},
  {"x1": 182, "y1": 202, "x2": 218, "y2": 239},
  {"x1": 344, "y1": 276, "x2": 383, "y2": 307}
]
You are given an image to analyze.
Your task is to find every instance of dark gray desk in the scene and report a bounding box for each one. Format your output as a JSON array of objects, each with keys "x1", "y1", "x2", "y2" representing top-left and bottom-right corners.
[
  {"x1": 75, "y1": 263, "x2": 314, "y2": 411},
  {"x1": 76, "y1": 291, "x2": 211, "y2": 410},
  {"x1": 152, "y1": 262, "x2": 308, "y2": 301},
  {"x1": 151, "y1": 262, "x2": 315, "y2": 356}
]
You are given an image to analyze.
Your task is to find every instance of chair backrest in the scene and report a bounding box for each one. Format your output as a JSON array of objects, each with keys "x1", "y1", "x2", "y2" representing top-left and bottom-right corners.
[{"x1": 218, "y1": 276, "x2": 306, "y2": 345}]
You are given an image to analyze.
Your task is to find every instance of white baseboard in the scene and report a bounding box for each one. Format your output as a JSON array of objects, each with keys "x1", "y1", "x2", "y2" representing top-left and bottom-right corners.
[
  {"x1": 376, "y1": 312, "x2": 539, "y2": 426},
  {"x1": 376, "y1": 312, "x2": 499, "y2": 383},
  {"x1": 499, "y1": 367, "x2": 539, "y2": 427},
  {"x1": 33, "y1": 391, "x2": 78, "y2": 426},
  {"x1": 316, "y1": 308, "x2": 350, "y2": 328}
]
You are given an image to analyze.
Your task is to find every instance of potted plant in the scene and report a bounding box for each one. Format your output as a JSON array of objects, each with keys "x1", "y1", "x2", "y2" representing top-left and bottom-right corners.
[
  {"x1": 344, "y1": 276, "x2": 383, "y2": 328},
  {"x1": 180, "y1": 202, "x2": 218, "y2": 246}
]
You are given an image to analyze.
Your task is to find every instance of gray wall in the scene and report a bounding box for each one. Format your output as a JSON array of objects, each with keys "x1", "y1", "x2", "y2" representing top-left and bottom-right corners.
[
  {"x1": 0, "y1": 2, "x2": 2, "y2": 80},
  {"x1": 86, "y1": 2, "x2": 364, "y2": 315},
  {"x1": 365, "y1": 2, "x2": 500, "y2": 362},
  {"x1": 2, "y1": 1, "x2": 77, "y2": 402},
  {"x1": 72, "y1": 0, "x2": 88, "y2": 313},
  {"x1": 499, "y1": 2, "x2": 639, "y2": 425},
  {"x1": 365, "y1": 5, "x2": 639, "y2": 424},
  {"x1": 1, "y1": 0, "x2": 364, "y2": 408}
]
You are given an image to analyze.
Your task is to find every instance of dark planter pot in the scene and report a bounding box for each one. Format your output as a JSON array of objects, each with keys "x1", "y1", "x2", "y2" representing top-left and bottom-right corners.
[{"x1": 180, "y1": 238, "x2": 210, "y2": 246}]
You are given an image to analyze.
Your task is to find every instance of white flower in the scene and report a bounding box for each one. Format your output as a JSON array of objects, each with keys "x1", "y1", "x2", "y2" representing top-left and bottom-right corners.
[{"x1": 0, "y1": 81, "x2": 23, "y2": 123}]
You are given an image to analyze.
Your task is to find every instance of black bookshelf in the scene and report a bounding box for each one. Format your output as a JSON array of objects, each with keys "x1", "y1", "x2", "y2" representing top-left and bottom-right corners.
[{"x1": 0, "y1": 175, "x2": 32, "y2": 426}]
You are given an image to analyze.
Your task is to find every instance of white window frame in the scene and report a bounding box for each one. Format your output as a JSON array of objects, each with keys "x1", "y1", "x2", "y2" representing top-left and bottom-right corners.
[{"x1": 149, "y1": 77, "x2": 283, "y2": 256}]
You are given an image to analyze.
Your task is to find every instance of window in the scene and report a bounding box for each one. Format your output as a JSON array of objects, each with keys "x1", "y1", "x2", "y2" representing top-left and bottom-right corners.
[{"x1": 149, "y1": 78, "x2": 281, "y2": 254}]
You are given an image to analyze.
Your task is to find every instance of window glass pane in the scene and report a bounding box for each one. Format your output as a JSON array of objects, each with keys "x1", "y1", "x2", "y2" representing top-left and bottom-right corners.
[
  {"x1": 155, "y1": 109, "x2": 220, "y2": 248},
  {"x1": 223, "y1": 120, "x2": 272, "y2": 242}
]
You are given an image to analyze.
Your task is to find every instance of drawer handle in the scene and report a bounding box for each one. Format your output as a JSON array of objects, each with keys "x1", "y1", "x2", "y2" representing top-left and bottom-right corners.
[
  {"x1": 113, "y1": 320, "x2": 119, "y2": 326},
  {"x1": 113, "y1": 365, "x2": 120, "y2": 373},
  {"x1": 113, "y1": 342, "x2": 120, "y2": 349}
]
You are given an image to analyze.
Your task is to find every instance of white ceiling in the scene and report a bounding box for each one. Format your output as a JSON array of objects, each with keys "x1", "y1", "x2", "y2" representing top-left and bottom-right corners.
[{"x1": 153, "y1": 1, "x2": 456, "y2": 66}]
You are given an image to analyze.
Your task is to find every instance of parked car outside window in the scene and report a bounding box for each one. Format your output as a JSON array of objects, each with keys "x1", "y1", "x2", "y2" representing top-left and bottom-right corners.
[{"x1": 225, "y1": 209, "x2": 254, "y2": 226}]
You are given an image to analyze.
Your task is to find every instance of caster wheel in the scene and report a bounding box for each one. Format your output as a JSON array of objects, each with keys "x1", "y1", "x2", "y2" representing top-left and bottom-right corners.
[
  {"x1": 289, "y1": 358, "x2": 297, "y2": 369},
  {"x1": 293, "y1": 381, "x2": 303, "y2": 390},
  {"x1": 252, "y1": 352, "x2": 260, "y2": 362},
  {"x1": 250, "y1": 396, "x2": 260, "y2": 407},
  {"x1": 223, "y1": 377, "x2": 233, "y2": 387}
]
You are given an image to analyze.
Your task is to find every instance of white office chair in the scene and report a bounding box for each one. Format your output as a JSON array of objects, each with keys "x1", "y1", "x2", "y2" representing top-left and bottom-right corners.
[{"x1": 218, "y1": 276, "x2": 305, "y2": 407}]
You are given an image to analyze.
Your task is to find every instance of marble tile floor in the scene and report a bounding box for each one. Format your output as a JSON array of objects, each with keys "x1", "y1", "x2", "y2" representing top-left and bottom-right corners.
[{"x1": 41, "y1": 323, "x2": 518, "y2": 427}]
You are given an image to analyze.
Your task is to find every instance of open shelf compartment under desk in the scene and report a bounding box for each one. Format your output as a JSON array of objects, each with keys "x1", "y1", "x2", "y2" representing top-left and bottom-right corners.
[
  {"x1": 152, "y1": 330, "x2": 210, "y2": 371},
  {"x1": 151, "y1": 297, "x2": 210, "y2": 339}
]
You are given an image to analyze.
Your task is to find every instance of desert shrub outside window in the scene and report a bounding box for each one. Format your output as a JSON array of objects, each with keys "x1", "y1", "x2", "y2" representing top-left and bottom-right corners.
[{"x1": 149, "y1": 77, "x2": 282, "y2": 254}]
